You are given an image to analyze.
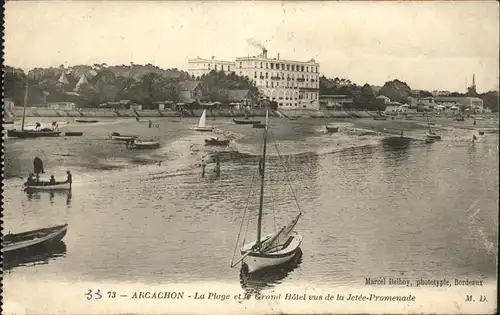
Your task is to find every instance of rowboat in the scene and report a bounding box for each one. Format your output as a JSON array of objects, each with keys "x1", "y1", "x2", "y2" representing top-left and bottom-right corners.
[
  {"x1": 205, "y1": 137, "x2": 230, "y2": 146},
  {"x1": 194, "y1": 109, "x2": 214, "y2": 132},
  {"x1": 325, "y1": 126, "x2": 339, "y2": 133},
  {"x1": 110, "y1": 132, "x2": 137, "y2": 141},
  {"x1": 64, "y1": 132, "x2": 83, "y2": 137},
  {"x1": 128, "y1": 139, "x2": 160, "y2": 149},
  {"x1": 425, "y1": 132, "x2": 441, "y2": 140},
  {"x1": 24, "y1": 181, "x2": 72, "y2": 191},
  {"x1": 3, "y1": 224, "x2": 68, "y2": 255},
  {"x1": 75, "y1": 119, "x2": 99, "y2": 123},
  {"x1": 253, "y1": 123, "x2": 266, "y2": 129},
  {"x1": 373, "y1": 116, "x2": 388, "y2": 120},
  {"x1": 233, "y1": 118, "x2": 261, "y2": 125}
]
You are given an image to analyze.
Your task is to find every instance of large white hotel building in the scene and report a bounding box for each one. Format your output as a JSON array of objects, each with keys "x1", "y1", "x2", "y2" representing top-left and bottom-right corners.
[{"x1": 187, "y1": 49, "x2": 320, "y2": 109}]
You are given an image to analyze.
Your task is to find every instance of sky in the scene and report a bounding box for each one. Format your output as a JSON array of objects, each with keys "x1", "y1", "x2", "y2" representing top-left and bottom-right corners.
[{"x1": 4, "y1": 1, "x2": 499, "y2": 93}]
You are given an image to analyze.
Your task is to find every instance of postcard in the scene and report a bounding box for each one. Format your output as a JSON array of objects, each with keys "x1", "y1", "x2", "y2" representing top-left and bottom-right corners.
[{"x1": 2, "y1": 1, "x2": 498, "y2": 314}]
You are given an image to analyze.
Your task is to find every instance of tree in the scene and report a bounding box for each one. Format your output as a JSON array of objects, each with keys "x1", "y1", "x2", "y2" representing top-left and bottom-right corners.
[{"x1": 378, "y1": 79, "x2": 412, "y2": 103}]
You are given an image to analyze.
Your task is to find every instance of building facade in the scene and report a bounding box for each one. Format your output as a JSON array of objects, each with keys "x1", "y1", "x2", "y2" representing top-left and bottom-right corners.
[
  {"x1": 187, "y1": 56, "x2": 236, "y2": 79},
  {"x1": 234, "y1": 49, "x2": 320, "y2": 109}
]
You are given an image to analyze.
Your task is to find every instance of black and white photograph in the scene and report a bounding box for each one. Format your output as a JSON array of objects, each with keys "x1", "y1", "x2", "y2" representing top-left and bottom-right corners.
[{"x1": 2, "y1": 1, "x2": 498, "y2": 314}]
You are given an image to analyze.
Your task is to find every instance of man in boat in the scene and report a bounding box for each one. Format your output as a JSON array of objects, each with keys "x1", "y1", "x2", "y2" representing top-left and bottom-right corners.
[
  {"x1": 149, "y1": 120, "x2": 152, "y2": 128},
  {"x1": 49, "y1": 175, "x2": 56, "y2": 185},
  {"x1": 35, "y1": 122, "x2": 41, "y2": 130},
  {"x1": 33, "y1": 157, "x2": 44, "y2": 182},
  {"x1": 400, "y1": 130, "x2": 404, "y2": 138},
  {"x1": 26, "y1": 173, "x2": 35, "y2": 185},
  {"x1": 66, "y1": 171, "x2": 72, "y2": 188}
]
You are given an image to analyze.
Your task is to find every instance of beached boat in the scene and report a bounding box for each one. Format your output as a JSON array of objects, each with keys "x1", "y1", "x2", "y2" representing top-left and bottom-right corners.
[
  {"x1": 24, "y1": 181, "x2": 72, "y2": 191},
  {"x1": 65, "y1": 132, "x2": 83, "y2": 137},
  {"x1": 7, "y1": 84, "x2": 62, "y2": 138},
  {"x1": 478, "y1": 131, "x2": 485, "y2": 135},
  {"x1": 233, "y1": 118, "x2": 261, "y2": 125},
  {"x1": 205, "y1": 136, "x2": 230, "y2": 146},
  {"x1": 75, "y1": 119, "x2": 99, "y2": 123},
  {"x1": 326, "y1": 126, "x2": 339, "y2": 133},
  {"x1": 373, "y1": 116, "x2": 388, "y2": 120},
  {"x1": 3, "y1": 224, "x2": 68, "y2": 255},
  {"x1": 128, "y1": 139, "x2": 160, "y2": 149},
  {"x1": 253, "y1": 123, "x2": 266, "y2": 129},
  {"x1": 231, "y1": 111, "x2": 303, "y2": 274},
  {"x1": 425, "y1": 113, "x2": 441, "y2": 140},
  {"x1": 109, "y1": 132, "x2": 137, "y2": 141},
  {"x1": 194, "y1": 109, "x2": 213, "y2": 132}
]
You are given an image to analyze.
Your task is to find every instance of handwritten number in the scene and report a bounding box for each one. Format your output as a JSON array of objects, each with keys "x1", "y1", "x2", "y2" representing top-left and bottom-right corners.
[
  {"x1": 108, "y1": 291, "x2": 117, "y2": 298},
  {"x1": 85, "y1": 289, "x2": 93, "y2": 300},
  {"x1": 95, "y1": 289, "x2": 102, "y2": 299}
]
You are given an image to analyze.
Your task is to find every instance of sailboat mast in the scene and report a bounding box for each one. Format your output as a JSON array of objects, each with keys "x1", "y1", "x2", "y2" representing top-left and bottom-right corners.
[
  {"x1": 21, "y1": 82, "x2": 28, "y2": 131},
  {"x1": 256, "y1": 111, "x2": 269, "y2": 247}
]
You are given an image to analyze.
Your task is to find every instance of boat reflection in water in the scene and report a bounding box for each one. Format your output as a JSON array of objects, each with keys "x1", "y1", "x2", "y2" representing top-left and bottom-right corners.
[
  {"x1": 3, "y1": 239, "x2": 67, "y2": 271},
  {"x1": 239, "y1": 249, "x2": 303, "y2": 298},
  {"x1": 26, "y1": 190, "x2": 72, "y2": 206}
]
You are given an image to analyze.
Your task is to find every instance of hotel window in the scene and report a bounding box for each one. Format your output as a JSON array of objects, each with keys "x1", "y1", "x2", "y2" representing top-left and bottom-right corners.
[
  {"x1": 260, "y1": 62, "x2": 263, "y2": 68},
  {"x1": 228, "y1": 66, "x2": 230, "y2": 71},
  {"x1": 286, "y1": 64, "x2": 290, "y2": 71},
  {"x1": 208, "y1": 64, "x2": 211, "y2": 69},
  {"x1": 239, "y1": 62, "x2": 242, "y2": 68},
  {"x1": 266, "y1": 63, "x2": 269, "y2": 69},
  {"x1": 282, "y1": 64, "x2": 285, "y2": 70},
  {"x1": 271, "y1": 82, "x2": 274, "y2": 88},
  {"x1": 254, "y1": 72, "x2": 257, "y2": 79},
  {"x1": 301, "y1": 65, "x2": 304, "y2": 72},
  {"x1": 270, "y1": 63, "x2": 274, "y2": 69},
  {"x1": 266, "y1": 81, "x2": 269, "y2": 87},
  {"x1": 215, "y1": 65, "x2": 218, "y2": 70},
  {"x1": 292, "y1": 65, "x2": 295, "y2": 71},
  {"x1": 254, "y1": 62, "x2": 257, "y2": 68},
  {"x1": 265, "y1": 72, "x2": 268, "y2": 79}
]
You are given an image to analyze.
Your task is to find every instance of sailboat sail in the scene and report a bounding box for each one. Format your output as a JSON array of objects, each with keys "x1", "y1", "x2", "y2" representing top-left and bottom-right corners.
[
  {"x1": 198, "y1": 110, "x2": 207, "y2": 128},
  {"x1": 261, "y1": 212, "x2": 301, "y2": 252}
]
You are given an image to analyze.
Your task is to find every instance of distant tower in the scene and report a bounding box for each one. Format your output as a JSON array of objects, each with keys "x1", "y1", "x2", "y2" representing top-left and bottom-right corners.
[{"x1": 467, "y1": 73, "x2": 478, "y2": 96}]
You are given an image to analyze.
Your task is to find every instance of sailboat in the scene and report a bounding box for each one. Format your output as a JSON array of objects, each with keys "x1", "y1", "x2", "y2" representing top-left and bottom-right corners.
[
  {"x1": 231, "y1": 111, "x2": 303, "y2": 274},
  {"x1": 194, "y1": 109, "x2": 213, "y2": 132},
  {"x1": 425, "y1": 113, "x2": 441, "y2": 140},
  {"x1": 7, "y1": 83, "x2": 61, "y2": 138}
]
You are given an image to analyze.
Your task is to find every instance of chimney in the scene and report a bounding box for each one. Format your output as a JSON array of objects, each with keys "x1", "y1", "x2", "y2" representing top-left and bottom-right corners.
[
  {"x1": 263, "y1": 48, "x2": 268, "y2": 59},
  {"x1": 277, "y1": 53, "x2": 280, "y2": 60},
  {"x1": 211, "y1": 56, "x2": 215, "y2": 60}
]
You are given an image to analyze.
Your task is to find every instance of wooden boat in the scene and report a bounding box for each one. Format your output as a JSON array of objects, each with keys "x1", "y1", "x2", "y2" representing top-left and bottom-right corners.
[
  {"x1": 24, "y1": 181, "x2": 71, "y2": 191},
  {"x1": 233, "y1": 118, "x2": 261, "y2": 125},
  {"x1": 231, "y1": 111, "x2": 303, "y2": 274},
  {"x1": 253, "y1": 123, "x2": 266, "y2": 129},
  {"x1": 194, "y1": 109, "x2": 213, "y2": 132},
  {"x1": 478, "y1": 131, "x2": 485, "y2": 135},
  {"x1": 3, "y1": 224, "x2": 68, "y2": 255},
  {"x1": 205, "y1": 137, "x2": 230, "y2": 146},
  {"x1": 326, "y1": 126, "x2": 339, "y2": 133},
  {"x1": 7, "y1": 84, "x2": 62, "y2": 138},
  {"x1": 75, "y1": 119, "x2": 99, "y2": 123},
  {"x1": 373, "y1": 116, "x2": 388, "y2": 120},
  {"x1": 128, "y1": 139, "x2": 160, "y2": 149},
  {"x1": 64, "y1": 131, "x2": 83, "y2": 137},
  {"x1": 109, "y1": 132, "x2": 137, "y2": 141},
  {"x1": 425, "y1": 113, "x2": 441, "y2": 140}
]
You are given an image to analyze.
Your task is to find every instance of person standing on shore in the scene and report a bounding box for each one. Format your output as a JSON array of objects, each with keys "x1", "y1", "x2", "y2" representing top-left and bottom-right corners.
[
  {"x1": 66, "y1": 171, "x2": 72, "y2": 189},
  {"x1": 33, "y1": 157, "x2": 44, "y2": 182},
  {"x1": 214, "y1": 153, "x2": 221, "y2": 176}
]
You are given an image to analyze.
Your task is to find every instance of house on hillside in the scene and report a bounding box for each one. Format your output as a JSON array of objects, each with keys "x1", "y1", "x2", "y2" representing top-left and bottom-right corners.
[
  {"x1": 227, "y1": 89, "x2": 255, "y2": 108},
  {"x1": 178, "y1": 81, "x2": 204, "y2": 103},
  {"x1": 319, "y1": 95, "x2": 353, "y2": 110}
]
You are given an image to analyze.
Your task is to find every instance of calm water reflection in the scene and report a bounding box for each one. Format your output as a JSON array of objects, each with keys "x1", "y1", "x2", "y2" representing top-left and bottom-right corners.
[{"x1": 2, "y1": 122, "x2": 498, "y2": 290}]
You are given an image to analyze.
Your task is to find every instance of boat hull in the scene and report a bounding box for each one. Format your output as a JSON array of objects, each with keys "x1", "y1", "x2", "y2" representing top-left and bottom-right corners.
[
  {"x1": 373, "y1": 117, "x2": 387, "y2": 120},
  {"x1": 205, "y1": 139, "x2": 230, "y2": 146},
  {"x1": 241, "y1": 234, "x2": 303, "y2": 274},
  {"x1": 75, "y1": 119, "x2": 99, "y2": 123},
  {"x1": 326, "y1": 126, "x2": 339, "y2": 133},
  {"x1": 233, "y1": 119, "x2": 261, "y2": 125},
  {"x1": 194, "y1": 127, "x2": 213, "y2": 132},
  {"x1": 425, "y1": 133, "x2": 441, "y2": 140},
  {"x1": 129, "y1": 140, "x2": 160, "y2": 149},
  {"x1": 111, "y1": 135, "x2": 137, "y2": 141},
  {"x1": 7, "y1": 129, "x2": 61, "y2": 138},
  {"x1": 253, "y1": 123, "x2": 266, "y2": 129},
  {"x1": 24, "y1": 182, "x2": 71, "y2": 191},
  {"x1": 3, "y1": 224, "x2": 68, "y2": 255}
]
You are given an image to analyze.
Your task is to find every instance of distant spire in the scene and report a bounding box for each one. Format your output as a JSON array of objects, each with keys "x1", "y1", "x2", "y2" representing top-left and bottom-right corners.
[{"x1": 472, "y1": 73, "x2": 475, "y2": 87}]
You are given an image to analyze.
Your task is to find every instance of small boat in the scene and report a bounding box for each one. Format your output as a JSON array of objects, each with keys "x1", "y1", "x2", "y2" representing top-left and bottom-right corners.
[
  {"x1": 75, "y1": 119, "x2": 99, "y2": 123},
  {"x1": 425, "y1": 113, "x2": 441, "y2": 140},
  {"x1": 455, "y1": 116, "x2": 465, "y2": 121},
  {"x1": 64, "y1": 132, "x2": 83, "y2": 137},
  {"x1": 253, "y1": 123, "x2": 266, "y2": 129},
  {"x1": 7, "y1": 84, "x2": 62, "y2": 138},
  {"x1": 373, "y1": 116, "x2": 388, "y2": 120},
  {"x1": 326, "y1": 126, "x2": 339, "y2": 133},
  {"x1": 109, "y1": 132, "x2": 137, "y2": 141},
  {"x1": 24, "y1": 181, "x2": 72, "y2": 191},
  {"x1": 478, "y1": 131, "x2": 485, "y2": 135},
  {"x1": 231, "y1": 111, "x2": 303, "y2": 274},
  {"x1": 425, "y1": 138, "x2": 436, "y2": 144},
  {"x1": 482, "y1": 128, "x2": 499, "y2": 134},
  {"x1": 194, "y1": 109, "x2": 213, "y2": 132},
  {"x1": 205, "y1": 137, "x2": 230, "y2": 146},
  {"x1": 128, "y1": 139, "x2": 160, "y2": 149},
  {"x1": 233, "y1": 118, "x2": 261, "y2": 125},
  {"x1": 3, "y1": 224, "x2": 68, "y2": 255}
]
